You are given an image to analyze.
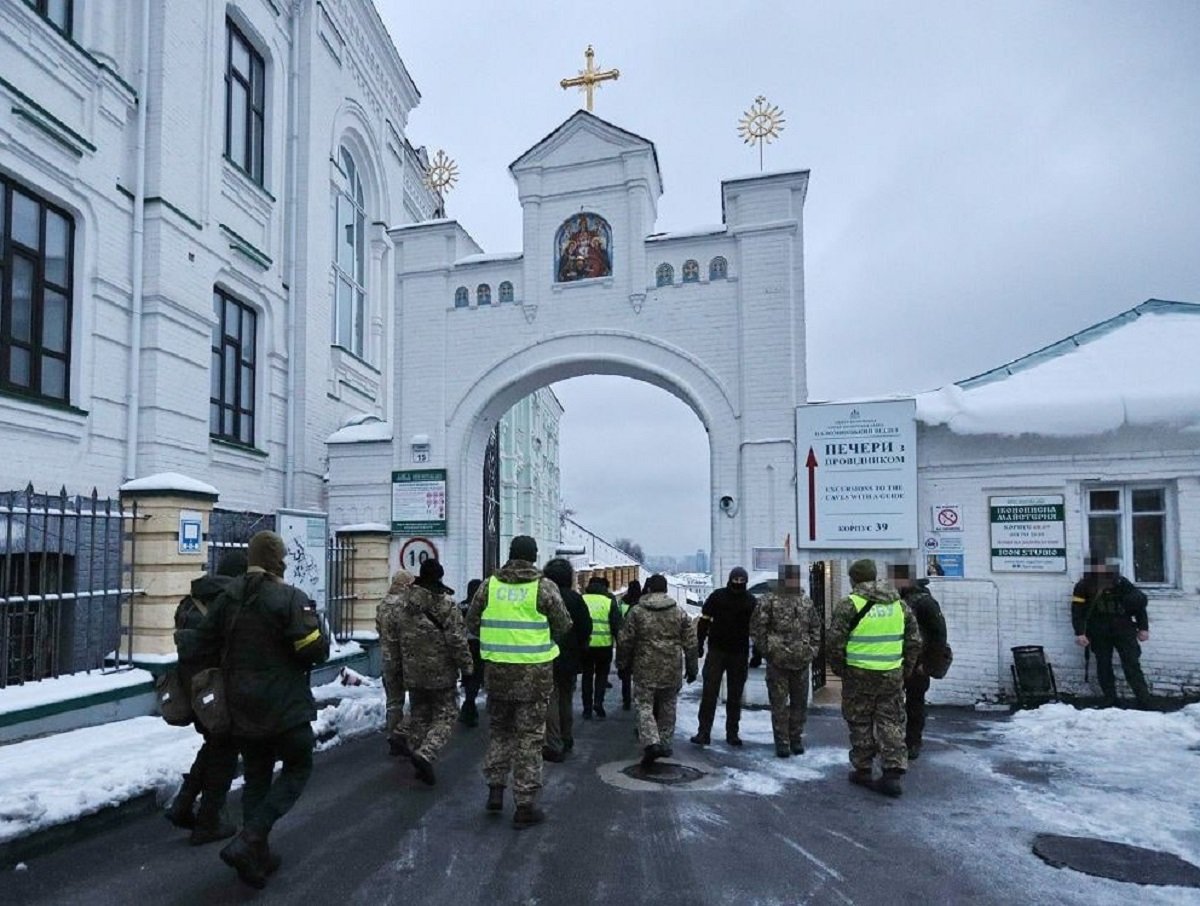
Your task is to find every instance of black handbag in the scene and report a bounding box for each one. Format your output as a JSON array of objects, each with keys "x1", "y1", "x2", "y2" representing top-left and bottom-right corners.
[
  {"x1": 190, "y1": 593, "x2": 250, "y2": 735},
  {"x1": 155, "y1": 668, "x2": 193, "y2": 726}
]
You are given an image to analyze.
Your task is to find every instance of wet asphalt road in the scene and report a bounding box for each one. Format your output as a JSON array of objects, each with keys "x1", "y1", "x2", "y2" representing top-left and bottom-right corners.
[{"x1": 5, "y1": 691, "x2": 1185, "y2": 906}]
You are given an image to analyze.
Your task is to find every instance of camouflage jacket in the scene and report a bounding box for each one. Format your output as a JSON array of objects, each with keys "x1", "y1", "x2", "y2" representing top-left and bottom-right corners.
[
  {"x1": 826, "y1": 580, "x2": 921, "y2": 681},
  {"x1": 466, "y1": 560, "x2": 572, "y2": 701},
  {"x1": 392, "y1": 584, "x2": 473, "y2": 690},
  {"x1": 750, "y1": 591, "x2": 821, "y2": 671},
  {"x1": 376, "y1": 570, "x2": 414, "y2": 679},
  {"x1": 615, "y1": 592, "x2": 698, "y2": 689}
]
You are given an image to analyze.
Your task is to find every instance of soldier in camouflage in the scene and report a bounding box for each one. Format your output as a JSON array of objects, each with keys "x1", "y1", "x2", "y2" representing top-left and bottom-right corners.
[
  {"x1": 466, "y1": 536, "x2": 572, "y2": 828},
  {"x1": 616, "y1": 574, "x2": 698, "y2": 764},
  {"x1": 393, "y1": 559, "x2": 473, "y2": 786},
  {"x1": 827, "y1": 559, "x2": 921, "y2": 797},
  {"x1": 750, "y1": 562, "x2": 822, "y2": 758},
  {"x1": 376, "y1": 569, "x2": 414, "y2": 756}
]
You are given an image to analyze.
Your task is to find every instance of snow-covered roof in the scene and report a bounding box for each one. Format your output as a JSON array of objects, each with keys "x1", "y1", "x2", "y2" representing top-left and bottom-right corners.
[
  {"x1": 645, "y1": 225, "x2": 728, "y2": 243},
  {"x1": 916, "y1": 299, "x2": 1200, "y2": 437},
  {"x1": 335, "y1": 522, "x2": 390, "y2": 534},
  {"x1": 119, "y1": 472, "x2": 219, "y2": 497},
  {"x1": 326, "y1": 421, "x2": 393, "y2": 444},
  {"x1": 453, "y1": 252, "x2": 522, "y2": 266}
]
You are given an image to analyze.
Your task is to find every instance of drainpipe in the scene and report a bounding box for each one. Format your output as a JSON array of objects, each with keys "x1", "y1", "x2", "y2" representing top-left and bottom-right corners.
[
  {"x1": 123, "y1": 0, "x2": 151, "y2": 482},
  {"x1": 283, "y1": 0, "x2": 301, "y2": 506}
]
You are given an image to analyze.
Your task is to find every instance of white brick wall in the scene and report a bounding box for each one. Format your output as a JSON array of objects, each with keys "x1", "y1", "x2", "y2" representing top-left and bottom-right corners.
[{"x1": 920, "y1": 425, "x2": 1200, "y2": 704}]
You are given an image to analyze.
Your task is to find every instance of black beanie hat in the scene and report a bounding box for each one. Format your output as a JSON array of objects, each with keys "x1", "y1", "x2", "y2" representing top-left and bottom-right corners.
[
  {"x1": 466, "y1": 578, "x2": 482, "y2": 601},
  {"x1": 848, "y1": 559, "x2": 877, "y2": 584},
  {"x1": 418, "y1": 559, "x2": 444, "y2": 582},
  {"x1": 646, "y1": 574, "x2": 668, "y2": 593},
  {"x1": 509, "y1": 535, "x2": 538, "y2": 563},
  {"x1": 216, "y1": 549, "x2": 248, "y2": 578},
  {"x1": 728, "y1": 567, "x2": 749, "y2": 585},
  {"x1": 542, "y1": 557, "x2": 574, "y2": 588}
]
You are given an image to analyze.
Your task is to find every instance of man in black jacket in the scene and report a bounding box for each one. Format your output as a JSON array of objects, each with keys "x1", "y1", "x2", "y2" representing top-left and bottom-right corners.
[
  {"x1": 542, "y1": 558, "x2": 592, "y2": 761},
  {"x1": 1072, "y1": 558, "x2": 1152, "y2": 708},
  {"x1": 898, "y1": 578, "x2": 947, "y2": 760},
  {"x1": 194, "y1": 531, "x2": 330, "y2": 889},
  {"x1": 167, "y1": 550, "x2": 246, "y2": 844},
  {"x1": 691, "y1": 567, "x2": 757, "y2": 747}
]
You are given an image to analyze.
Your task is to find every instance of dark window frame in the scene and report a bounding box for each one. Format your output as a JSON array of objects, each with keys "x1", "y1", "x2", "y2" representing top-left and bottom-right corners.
[
  {"x1": 23, "y1": 0, "x2": 73, "y2": 37},
  {"x1": 210, "y1": 288, "x2": 257, "y2": 447},
  {"x1": 655, "y1": 263, "x2": 674, "y2": 287},
  {"x1": 0, "y1": 174, "x2": 75, "y2": 404},
  {"x1": 224, "y1": 19, "x2": 266, "y2": 185}
]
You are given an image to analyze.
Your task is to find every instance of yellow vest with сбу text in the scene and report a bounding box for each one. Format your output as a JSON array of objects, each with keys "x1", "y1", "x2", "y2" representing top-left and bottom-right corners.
[
  {"x1": 583, "y1": 593, "x2": 613, "y2": 648},
  {"x1": 845, "y1": 594, "x2": 905, "y2": 671},
  {"x1": 479, "y1": 579, "x2": 558, "y2": 664}
]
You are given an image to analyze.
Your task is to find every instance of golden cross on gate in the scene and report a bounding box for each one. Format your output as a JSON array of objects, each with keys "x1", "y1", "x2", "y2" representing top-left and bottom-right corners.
[{"x1": 560, "y1": 45, "x2": 620, "y2": 112}]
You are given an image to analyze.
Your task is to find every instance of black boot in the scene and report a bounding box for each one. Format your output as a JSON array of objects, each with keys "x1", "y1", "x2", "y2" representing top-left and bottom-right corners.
[
  {"x1": 220, "y1": 829, "x2": 269, "y2": 889},
  {"x1": 513, "y1": 804, "x2": 545, "y2": 829},
  {"x1": 388, "y1": 734, "x2": 411, "y2": 758},
  {"x1": 726, "y1": 734, "x2": 743, "y2": 747},
  {"x1": 775, "y1": 745, "x2": 791, "y2": 758},
  {"x1": 595, "y1": 704, "x2": 607, "y2": 719},
  {"x1": 165, "y1": 773, "x2": 202, "y2": 830},
  {"x1": 459, "y1": 701, "x2": 479, "y2": 727},
  {"x1": 848, "y1": 768, "x2": 873, "y2": 788},
  {"x1": 542, "y1": 746, "x2": 565, "y2": 763},
  {"x1": 411, "y1": 753, "x2": 436, "y2": 786},
  {"x1": 486, "y1": 785, "x2": 505, "y2": 812},
  {"x1": 907, "y1": 744, "x2": 922, "y2": 760},
  {"x1": 641, "y1": 744, "x2": 663, "y2": 766},
  {"x1": 877, "y1": 769, "x2": 904, "y2": 798},
  {"x1": 189, "y1": 800, "x2": 236, "y2": 846},
  {"x1": 791, "y1": 740, "x2": 805, "y2": 755},
  {"x1": 690, "y1": 731, "x2": 710, "y2": 746}
]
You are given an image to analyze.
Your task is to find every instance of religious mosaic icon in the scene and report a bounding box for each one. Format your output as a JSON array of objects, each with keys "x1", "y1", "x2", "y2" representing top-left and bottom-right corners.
[{"x1": 555, "y1": 213, "x2": 612, "y2": 282}]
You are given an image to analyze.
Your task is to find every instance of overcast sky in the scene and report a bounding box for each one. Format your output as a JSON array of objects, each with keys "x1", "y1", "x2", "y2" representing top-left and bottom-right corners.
[{"x1": 378, "y1": 0, "x2": 1200, "y2": 556}]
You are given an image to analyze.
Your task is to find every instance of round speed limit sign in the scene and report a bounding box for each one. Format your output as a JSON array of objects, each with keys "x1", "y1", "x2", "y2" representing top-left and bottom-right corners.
[{"x1": 399, "y1": 537, "x2": 439, "y2": 571}]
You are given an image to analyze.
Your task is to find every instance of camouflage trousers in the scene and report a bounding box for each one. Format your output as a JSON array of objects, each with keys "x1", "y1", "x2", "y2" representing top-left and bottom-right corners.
[
  {"x1": 484, "y1": 695, "x2": 549, "y2": 806},
  {"x1": 403, "y1": 687, "x2": 458, "y2": 763},
  {"x1": 766, "y1": 664, "x2": 810, "y2": 749},
  {"x1": 841, "y1": 668, "x2": 907, "y2": 772},
  {"x1": 634, "y1": 683, "x2": 679, "y2": 750},
  {"x1": 382, "y1": 659, "x2": 405, "y2": 741}
]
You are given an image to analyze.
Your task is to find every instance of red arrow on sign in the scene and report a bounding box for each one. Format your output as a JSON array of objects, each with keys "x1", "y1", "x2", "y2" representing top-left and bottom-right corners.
[{"x1": 806, "y1": 447, "x2": 819, "y2": 541}]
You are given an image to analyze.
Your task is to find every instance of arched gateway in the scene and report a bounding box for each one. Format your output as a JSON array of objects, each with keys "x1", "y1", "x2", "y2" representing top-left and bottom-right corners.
[{"x1": 326, "y1": 111, "x2": 809, "y2": 590}]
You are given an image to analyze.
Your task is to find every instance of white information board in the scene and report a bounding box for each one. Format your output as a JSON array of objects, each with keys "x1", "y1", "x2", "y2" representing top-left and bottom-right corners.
[
  {"x1": 989, "y1": 495, "x2": 1066, "y2": 572},
  {"x1": 277, "y1": 509, "x2": 328, "y2": 611},
  {"x1": 795, "y1": 400, "x2": 918, "y2": 550}
]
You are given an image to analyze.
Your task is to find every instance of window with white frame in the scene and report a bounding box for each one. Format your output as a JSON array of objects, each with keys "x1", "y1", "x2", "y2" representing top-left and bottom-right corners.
[
  {"x1": 333, "y1": 147, "x2": 367, "y2": 358},
  {"x1": 1084, "y1": 485, "x2": 1172, "y2": 585}
]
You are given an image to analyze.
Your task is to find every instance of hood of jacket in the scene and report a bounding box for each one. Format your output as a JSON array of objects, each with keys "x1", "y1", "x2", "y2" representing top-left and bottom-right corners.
[
  {"x1": 402, "y1": 584, "x2": 443, "y2": 614},
  {"x1": 639, "y1": 592, "x2": 677, "y2": 612},
  {"x1": 387, "y1": 569, "x2": 414, "y2": 596},
  {"x1": 190, "y1": 573, "x2": 231, "y2": 602},
  {"x1": 493, "y1": 560, "x2": 542, "y2": 585},
  {"x1": 851, "y1": 580, "x2": 900, "y2": 603}
]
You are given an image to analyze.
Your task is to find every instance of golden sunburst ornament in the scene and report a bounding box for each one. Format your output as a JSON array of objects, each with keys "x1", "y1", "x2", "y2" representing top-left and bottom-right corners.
[
  {"x1": 423, "y1": 149, "x2": 459, "y2": 196},
  {"x1": 738, "y1": 95, "x2": 785, "y2": 170}
]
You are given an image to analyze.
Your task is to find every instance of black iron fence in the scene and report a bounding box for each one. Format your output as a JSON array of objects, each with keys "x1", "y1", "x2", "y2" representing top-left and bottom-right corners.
[
  {"x1": 207, "y1": 510, "x2": 358, "y2": 644},
  {"x1": 0, "y1": 485, "x2": 141, "y2": 688}
]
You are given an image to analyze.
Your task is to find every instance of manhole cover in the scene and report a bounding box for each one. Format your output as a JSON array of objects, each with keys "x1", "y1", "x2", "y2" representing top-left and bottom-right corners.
[
  {"x1": 620, "y1": 761, "x2": 707, "y2": 786},
  {"x1": 1033, "y1": 835, "x2": 1200, "y2": 887}
]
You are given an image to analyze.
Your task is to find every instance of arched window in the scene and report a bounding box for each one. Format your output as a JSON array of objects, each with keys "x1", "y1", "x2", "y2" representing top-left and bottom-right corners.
[
  {"x1": 499, "y1": 281, "x2": 514, "y2": 304},
  {"x1": 709, "y1": 256, "x2": 728, "y2": 281},
  {"x1": 454, "y1": 286, "x2": 469, "y2": 308},
  {"x1": 655, "y1": 263, "x2": 674, "y2": 287},
  {"x1": 682, "y1": 259, "x2": 700, "y2": 283},
  {"x1": 477, "y1": 284, "x2": 491, "y2": 306},
  {"x1": 554, "y1": 212, "x2": 613, "y2": 282},
  {"x1": 333, "y1": 146, "x2": 367, "y2": 357}
]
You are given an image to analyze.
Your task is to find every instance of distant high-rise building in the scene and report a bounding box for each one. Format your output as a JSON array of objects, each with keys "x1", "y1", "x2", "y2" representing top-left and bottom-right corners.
[{"x1": 696, "y1": 549, "x2": 708, "y2": 573}]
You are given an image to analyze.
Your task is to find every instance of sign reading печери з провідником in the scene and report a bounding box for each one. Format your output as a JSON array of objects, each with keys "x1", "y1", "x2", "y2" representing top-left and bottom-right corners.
[
  {"x1": 391, "y1": 469, "x2": 447, "y2": 536},
  {"x1": 795, "y1": 400, "x2": 918, "y2": 550},
  {"x1": 989, "y1": 494, "x2": 1066, "y2": 572}
]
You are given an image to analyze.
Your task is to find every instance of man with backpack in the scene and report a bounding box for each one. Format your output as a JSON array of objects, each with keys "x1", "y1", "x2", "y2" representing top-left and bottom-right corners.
[
  {"x1": 898, "y1": 576, "x2": 950, "y2": 760},
  {"x1": 166, "y1": 550, "x2": 246, "y2": 844}
]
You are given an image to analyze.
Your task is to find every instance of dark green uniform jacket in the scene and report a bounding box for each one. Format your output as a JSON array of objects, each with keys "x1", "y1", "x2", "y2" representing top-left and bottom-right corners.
[
  {"x1": 193, "y1": 567, "x2": 330, "y2": 738},
  {"x1": 173, "y1": 573, "x2": 232, "y2": 696}
]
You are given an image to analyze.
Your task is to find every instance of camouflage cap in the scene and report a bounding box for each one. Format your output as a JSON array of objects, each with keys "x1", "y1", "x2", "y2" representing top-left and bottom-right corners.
[{"x1": 848, "y1": 558, "x2": 876, "y2": 584}]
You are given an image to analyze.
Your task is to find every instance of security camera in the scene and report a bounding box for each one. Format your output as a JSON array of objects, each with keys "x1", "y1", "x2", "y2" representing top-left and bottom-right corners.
[{"x1": 718, "y1": 495, "x2": 737, "y2": 515}]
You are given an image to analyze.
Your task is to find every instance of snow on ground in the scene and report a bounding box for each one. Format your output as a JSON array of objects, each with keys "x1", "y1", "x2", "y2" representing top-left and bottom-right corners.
[
  {"x1": 0, "y1": 668, "x2": 153, "y2": 716},
  {"x1": 0, "y1": 670, "x2": 386, "y2": 845},
  {"x1": 981, "y1": 702, "x2": 1200, "y2": 864}
]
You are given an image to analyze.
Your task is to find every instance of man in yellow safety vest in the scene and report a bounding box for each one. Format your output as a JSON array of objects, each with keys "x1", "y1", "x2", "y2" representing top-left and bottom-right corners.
[
  {"x1": 580, "y1": 576, "x2": 622, "y2": 719},
  {"x1": 827, "y1": 558, "x2": 921, "y2": 797},
  {"x1": 466, "y1": 536, "x2": 572, "y2": 828}
]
